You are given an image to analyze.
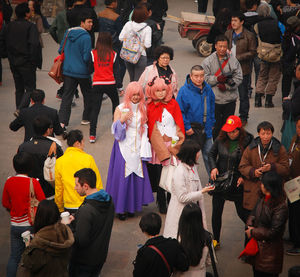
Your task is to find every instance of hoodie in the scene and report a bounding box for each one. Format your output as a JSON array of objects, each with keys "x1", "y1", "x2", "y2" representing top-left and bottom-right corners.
[
  {"x1": 176, "y1": 75, "x2": 215, "y2": 138},
  {"x1": 59, "y1": 27, "x2": 92, "y2": 78},
  {"x1": 21, "y1": 222, "x2": 74, "y2": 277},
  {"x1": 70, "y1": 189, "x2": 115, "y2": 266}
]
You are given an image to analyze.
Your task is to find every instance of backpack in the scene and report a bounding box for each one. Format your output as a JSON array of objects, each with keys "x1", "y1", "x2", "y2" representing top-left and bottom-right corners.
[{"x1": 120, "y1": 24, "x2": 148, "y2": 64}]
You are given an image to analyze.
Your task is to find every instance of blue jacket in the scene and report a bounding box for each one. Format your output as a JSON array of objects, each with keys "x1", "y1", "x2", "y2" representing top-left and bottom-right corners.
[
  {"x1": 176, "y1": 75, "x2": 215, "y2": 138},
  {"x1": 59, "y1": 27, "x2": 91, "y2": 78}
]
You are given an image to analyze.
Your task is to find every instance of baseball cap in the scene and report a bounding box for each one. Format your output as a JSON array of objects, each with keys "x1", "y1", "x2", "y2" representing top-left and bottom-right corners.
[{"x1": 221, "y1": 115, "x2": 242, "y2": 132}]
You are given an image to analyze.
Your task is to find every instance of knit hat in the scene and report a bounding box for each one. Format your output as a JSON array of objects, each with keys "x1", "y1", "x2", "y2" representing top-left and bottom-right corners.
[
  {"x1": 287, "y1": 16, "x2": 300, "y2": 31},
  {"x1": 221, "y1": 115, "x2": 242, "y2": 132}
]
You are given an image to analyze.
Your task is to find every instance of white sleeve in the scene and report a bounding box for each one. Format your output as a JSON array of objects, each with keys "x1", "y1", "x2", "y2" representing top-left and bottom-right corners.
[
  {"x1": 119, "y1": 22, "x2": 129, "y2": 41},
  {"x1": 143, "y1": 26, "x2": 152, "y2": 48},
  {"x1": 91, "y1": 51, "x2": 94, "y2": 62}
]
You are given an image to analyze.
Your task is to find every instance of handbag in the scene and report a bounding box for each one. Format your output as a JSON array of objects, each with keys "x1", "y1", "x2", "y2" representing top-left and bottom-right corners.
[
  {"x1": 43, "y1": 142, "x2": 57, "y2": 187},
  {"x1": 28, "y1": 178, "x2": 39, "y2": 226},
  {"x1": 48, "y1": 30, "x2": 70, "y2": 84},
  {"x1": 187, "y1": 122, "x2": 207, "y2": 150},
  {"x1": 210, "y1": 171, "x2": 235, "y2": 193},
  {"x1": 159, "y1": 155, "x2": 177, "y2": 193}
]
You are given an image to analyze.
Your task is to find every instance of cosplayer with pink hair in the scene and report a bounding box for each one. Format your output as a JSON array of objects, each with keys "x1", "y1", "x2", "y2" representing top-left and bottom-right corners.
[
  {"x1": 146, "y1": 76, "x2": 185, "y2": 214},
  {"x1": 106, "y1": 82, "x2": 154, "y2": 221}
]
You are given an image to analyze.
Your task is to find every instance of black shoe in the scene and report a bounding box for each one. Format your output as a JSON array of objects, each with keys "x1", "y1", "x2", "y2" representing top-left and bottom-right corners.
[
  {"x1": 127, "y1": 212, "x2": 135, "y2": 218},
  {"x1": 118, "y1": 213, "x2": 127, "y2": 221},
  {"x1": 255, "y1": 93, "x2": 262, "y2": 107},
  {"x1": 158, "y1": 205, "x2": 167, "y2": 214},
  {"x1": 265, "y1": 95, "x2": 274, "y2": 108}
]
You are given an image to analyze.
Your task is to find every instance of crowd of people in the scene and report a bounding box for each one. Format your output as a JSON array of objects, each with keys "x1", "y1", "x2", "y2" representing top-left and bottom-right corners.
[{"x1": 1, "y1": 0, "x2": 300, "y2": 276}]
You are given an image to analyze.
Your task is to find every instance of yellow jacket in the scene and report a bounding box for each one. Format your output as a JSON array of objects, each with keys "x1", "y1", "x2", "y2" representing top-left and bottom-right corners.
[{"x1": 55, "y1": 147, "x2": 103, "y2": 212}]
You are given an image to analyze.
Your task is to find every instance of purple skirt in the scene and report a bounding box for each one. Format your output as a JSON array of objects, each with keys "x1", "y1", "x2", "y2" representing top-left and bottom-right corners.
[{"x1": 106, "y1": 140, "x2": 154, "y2": 214}]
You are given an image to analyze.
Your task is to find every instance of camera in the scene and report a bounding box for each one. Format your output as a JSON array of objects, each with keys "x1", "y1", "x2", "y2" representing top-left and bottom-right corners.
[{"x1": 224, "y1": 73, "x2": 236, "y2": 87}]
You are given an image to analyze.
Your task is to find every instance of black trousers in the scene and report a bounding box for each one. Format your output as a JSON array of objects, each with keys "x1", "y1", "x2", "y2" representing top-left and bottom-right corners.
[
  {"x1": 213, "y1": 101, "x2": 236, "y2": 139},
  {"x1": 253, "y1": 268, "x2": 278, "y2": 277},
  {"x1": 59, "y1": 75, "x2": 91, "y2": 126},
  {"x1": 89, "y1": 84, "x2": 119, "y2": 136},
  {"x1": 198, "y1": 0, "x2": 208, "y2": 12},
  {"x1": 10, "y1": 63, "x2": 36, "y2": 110},
  {"x1": 212, "y1": 193, "x2": 248, "y2": 242},
  {"x1": 288, "y1": 199, "x2": 300, "y2": 248}
]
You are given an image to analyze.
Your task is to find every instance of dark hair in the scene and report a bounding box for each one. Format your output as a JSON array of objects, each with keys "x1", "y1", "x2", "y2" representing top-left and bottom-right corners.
[
  {"x1": 191, "y1": 65, "x2": 204, "y2": 74},
  {"x1": 261, "y1": 171, "x2": 285, "y2": 203},
  {"x1": 96, "y1": 32, "x2": 113, "y2": 62},
  {"x1": 65, "y1": 0, "x2": 74, "y2": 9},
  {"x1": 245, "y1": 0, "x2": 260, "y2": 10},
  {"x1": 177, "y1": 139, "x2": 201, "y2": 166},
  {"x1": 289, "y1": 266, "x2": 300, "y2": 277},
  {"x1": 295, "y1": 115, "x2": 300, "y2": 124},
  {"x1": 74, "y1": 168, "x2": 97, "y2": 188},
  {"x1": 33, "y1": 115, "x2": 53, "y2": 136},
  {"x1": 104, "y1": 0, "x2": 116, "y2": 5},
  {"x1": 30, "y1": 89, "x2": 45, "y2": 103},
  {"x1": 15, "y1": 2, "x2": 30, "y2": 18},
  {"x1": 13, "y1": 152, "x2": 33, "y2": 174},
  {"x1": 33, "y1": 200, "x2": 60, "y2": 233},
  {"x1": 29, "y1": 0, "x2": 42, "y2": 16},
  {"x1": 217, "y1": 128, "x2": 247, "y2": 151},
  {"x1": 154, "y1": 45, "x2": 174, "y2": 61},
  {"x1": 139, "y1": 212, "x2": 162, "y2": 236},
  {"x1": 63, "y1": 129, "x2": 83, "y2": 146},
  {"x1": 177, "y1": 203, "x2": 206, "y2": 266},
  {"x1": 214, "y1": 8, "x2": 231, "y2": 33},
  {"x1": 132, "y1": 4, "x2": 148, "y2": 23},
  {"x1": 79, "y1": 11, "x2": 93, "y2": 25},
  {"x1": 215, "y1": 34, "x2": 229, "y2": 45},
  {"x1": 231, "y1": 11, "x2": 245, "y2": 22},
  {"x1": 257, "y1": 121, "x2": 274, "y2": 133}
]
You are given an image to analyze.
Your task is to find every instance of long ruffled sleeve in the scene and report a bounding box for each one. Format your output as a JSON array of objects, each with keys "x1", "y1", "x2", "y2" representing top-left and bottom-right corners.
[{"x1": 111, "y1": 120, "x2": 126, "y2": 141}]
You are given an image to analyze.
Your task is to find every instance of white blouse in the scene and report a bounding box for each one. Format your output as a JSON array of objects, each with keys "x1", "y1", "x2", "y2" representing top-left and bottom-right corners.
[{"x1": 156, "y1": 108, "x2": 177, "y2": 138}]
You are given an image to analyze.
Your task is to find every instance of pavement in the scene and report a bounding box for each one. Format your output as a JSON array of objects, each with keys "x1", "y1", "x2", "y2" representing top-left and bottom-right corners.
[{"x1": 0, "y1": 0, "x2": 299, "y2": 276}]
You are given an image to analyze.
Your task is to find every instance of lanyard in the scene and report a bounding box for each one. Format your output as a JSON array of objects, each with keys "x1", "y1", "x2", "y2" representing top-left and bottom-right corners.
[
  {"x1": 258, "y1": 141, "x2": 273, "y2": 164},
  {"x1": 290, "y1": 142, "x2": 296, "y2": 153}
]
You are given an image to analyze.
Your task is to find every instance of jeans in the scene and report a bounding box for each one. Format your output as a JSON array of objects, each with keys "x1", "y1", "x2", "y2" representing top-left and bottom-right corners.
[
  {"x1": 69, "y1": 262, "x2": 103, "y2": 277},
  {"x1": 59, "y1": 75, "x2": 92, "y2": 126},
  {"x1": 213, "y1": 101, "x2": 236, "y2": 139},
  {"x1": 125, "y1": 55, "x2": 147, "y2": 82},
  {"x1": 7, "y1": 225, "x2": 32, "y2": 277},
  {"x1": 238, "y1": 74, "x2": 250, "y2": 121},
  {"x1": 202, "y1": 137, "x2": 213, "y2": 175},
  {"x1": 89, "y1": 84, "x2": 119, "y2": 136},
  {"x1": 10, "y1": 64, "x2": 36, "y2": 110},
  {"x1": 212, "y1": 193, "x2": 247, "y2": 242}
]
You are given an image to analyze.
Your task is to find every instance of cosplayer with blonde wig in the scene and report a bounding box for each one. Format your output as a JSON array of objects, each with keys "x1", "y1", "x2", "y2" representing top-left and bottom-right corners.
[
  {"x1": 106, "y1": 82, "x2": 154, "y2": 221},
  {"x1": 146, "y1": 76, "x2": 185, "y2": 214}
]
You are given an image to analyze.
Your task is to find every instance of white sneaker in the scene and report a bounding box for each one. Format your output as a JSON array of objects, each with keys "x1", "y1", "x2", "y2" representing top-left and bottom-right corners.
[{"x1": 81, "y1": 120, "x2": 90, "y2": 125}]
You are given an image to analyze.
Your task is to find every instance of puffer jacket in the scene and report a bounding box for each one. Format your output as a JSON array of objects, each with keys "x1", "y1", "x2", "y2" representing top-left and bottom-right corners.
[
  {"x1": 21, "y1": 222, "x2": 74, "y2": 277},
  {"x1": 208, "y1": 131, "x2": 253, "y2": 195},
  {"x1": 247, "y1": 197, "x2": 288, "y2": 274},
  {"x1": 239, "y1": 137, "x2": 289, "y2": 210}
]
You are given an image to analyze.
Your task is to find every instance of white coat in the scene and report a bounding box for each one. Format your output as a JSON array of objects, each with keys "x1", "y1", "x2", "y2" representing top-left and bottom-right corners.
[{"x1": 163, "y1": 162, "x2": 208, "y2": 239}]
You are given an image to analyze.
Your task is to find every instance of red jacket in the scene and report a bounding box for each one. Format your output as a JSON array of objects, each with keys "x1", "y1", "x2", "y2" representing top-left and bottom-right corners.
[{"x1": 2, "y1": 175, "x2": 45, "y2": 222}]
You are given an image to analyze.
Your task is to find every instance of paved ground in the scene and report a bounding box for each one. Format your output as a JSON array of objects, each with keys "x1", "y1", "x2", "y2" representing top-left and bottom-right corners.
[{"x1": 0, "y1": 0, "x2": 299, "y2": 276}]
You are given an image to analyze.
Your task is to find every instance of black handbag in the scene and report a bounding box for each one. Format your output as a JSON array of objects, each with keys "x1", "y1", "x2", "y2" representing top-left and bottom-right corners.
[
  {"x1": 209, "y1": 171, "x2": 235, "y2": 193},
  {"x1": 187, "y1": 122, "x2": 207, "y2": 150}
]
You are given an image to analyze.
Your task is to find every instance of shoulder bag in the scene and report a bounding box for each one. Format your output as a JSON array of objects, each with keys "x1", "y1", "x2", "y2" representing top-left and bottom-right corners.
[
  {"x1": 148, "y1": 245, "x2": 171, "y2": 276},
  {"x1": 43, "y1": 142, "x2": 57, "y2": 187},
  {"x1": 159, "y1": 155, "x2": 178, "y2": 193},
  {"x1": 48, "y1": 30, "x2": 70, "y2": 84},
  {"x1": 28, "y1": 178, "x2": 39, "y2": 226}
]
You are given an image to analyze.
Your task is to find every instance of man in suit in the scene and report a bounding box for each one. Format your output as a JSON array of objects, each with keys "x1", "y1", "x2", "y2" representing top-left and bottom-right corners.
[{"x1": 10, "y1": 89, "x2": 63, "y2": 142}]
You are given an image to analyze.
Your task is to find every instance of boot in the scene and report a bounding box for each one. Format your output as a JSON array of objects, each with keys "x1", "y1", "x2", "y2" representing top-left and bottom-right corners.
[
  {"x1": 265, "y1": 94, "x2": 274, "y2": 108},
  {"x1": 255, "y1": 93, "x2": 262, "y2": 107}
]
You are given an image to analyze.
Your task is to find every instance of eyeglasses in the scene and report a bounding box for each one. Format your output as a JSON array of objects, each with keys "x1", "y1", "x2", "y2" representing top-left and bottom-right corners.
[{"x1": 159, "y1": 56, "x2": 170, "y2": 60}]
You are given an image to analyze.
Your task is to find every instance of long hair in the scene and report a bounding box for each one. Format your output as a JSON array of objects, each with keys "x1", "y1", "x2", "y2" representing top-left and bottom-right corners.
[
  {"x1": 123, "y1": 82, "x2": 147, "y2": 135},
  {"x1": 96, "y1": 32, "x2": 113, "y2": 62},
  {"x1": 146, "y1": 77, "x2": 173, "y2": 103},
  {"x1": 217, "y1": 128, "x2": 247, "y2": 151},
  {"x1": 177, "y1": 203, "x2": 206, "y2": 266},
  {"x1": 33, "y1": 200, "x2": 60, "y2": 233},
  {"x1": 177, "y1": 139, "x2": 201, "y2": 166}
]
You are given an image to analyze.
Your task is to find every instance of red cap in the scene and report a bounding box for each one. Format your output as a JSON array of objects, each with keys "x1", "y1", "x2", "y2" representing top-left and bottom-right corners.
[{"x1": 221, "y1": 115, "x2": 242, "y2": 132}]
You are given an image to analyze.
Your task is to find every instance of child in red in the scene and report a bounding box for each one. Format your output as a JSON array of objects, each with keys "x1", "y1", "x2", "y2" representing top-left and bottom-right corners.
[
  {"x1": 2, "y1": 152, "x2": 45, "y2": 277},
  {"x1": 89, "y1": 32, "x2": 123, "y2": 143}
]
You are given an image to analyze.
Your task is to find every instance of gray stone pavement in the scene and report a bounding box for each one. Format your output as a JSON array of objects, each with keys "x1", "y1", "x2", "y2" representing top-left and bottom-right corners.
[{"x1": 0, "y1": 0, "x2": 299, "y2": 276}]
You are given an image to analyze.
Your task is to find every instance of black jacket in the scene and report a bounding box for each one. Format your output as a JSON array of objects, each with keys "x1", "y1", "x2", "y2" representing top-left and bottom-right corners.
[
  {"x1": 133, "y1": 236, "x2": 189, "y2": 277},
  {"x1": 291, "y1": 86, "x2": 300, "y2": 119},
  {"x1": 256, "y1": 17, "x2": 281, "y2": 44},
  {"x1": 18, "y1": 136, "x2": 63, "y2": 198},
  {"x1": 71, "y1": 192, "x2": 114, "y2": 267},
  {"x1": 9, "y1": 103, "x2": 63, "y2": 142},
  {"x1": 148, "y1": 0, "x2": 168, "y2": 23},
  {"x1": 0, "y1": 18, "x2": 42, "y2": 68}
]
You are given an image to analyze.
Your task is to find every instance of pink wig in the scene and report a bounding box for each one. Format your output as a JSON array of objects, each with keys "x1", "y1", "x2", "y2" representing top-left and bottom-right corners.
[
  {"x1": 146, "y1": 77, "x2": 173, "y2": 103},
  {"x1": 123, "y1": 82, "x2": 147, "y2": 135}
]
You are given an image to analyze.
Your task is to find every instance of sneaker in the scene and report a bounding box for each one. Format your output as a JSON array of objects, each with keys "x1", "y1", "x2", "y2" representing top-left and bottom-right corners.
[
  {"x1": 213, "y1": 240, "x2": 220, "y2": 249},
  {"x1": 286, "y1": 248, "x2": 300, "y2": 256},
  {"x1": 89, "y1": 136, "x2": 96, "y2": 143},
  {"x1": 81, "y1": 120, "x2": 90, "y2": 125}
]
